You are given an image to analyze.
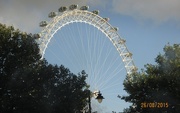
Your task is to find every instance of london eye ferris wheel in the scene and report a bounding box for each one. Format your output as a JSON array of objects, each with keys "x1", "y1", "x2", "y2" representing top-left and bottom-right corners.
[{"x1": 36, "y1": 4, "x2": 137, "y2": 112}]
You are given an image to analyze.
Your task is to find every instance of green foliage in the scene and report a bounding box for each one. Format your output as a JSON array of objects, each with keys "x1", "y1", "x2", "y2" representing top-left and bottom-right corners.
[
  {"x1": 0, "y1": 23, "x2": 41, "y2": 76},
  {"x1": 122, "y1": 44, "x2": 180, "y2": 113},
  {"x1": 0, "y1": 23, "x2": 89, "y2": 113},
  {"x1": 43, "y1": 65, "x2": 89, "y2": 113},
  {"x1": 0, "y1": 23, "x2": 42, "y2": 113}
]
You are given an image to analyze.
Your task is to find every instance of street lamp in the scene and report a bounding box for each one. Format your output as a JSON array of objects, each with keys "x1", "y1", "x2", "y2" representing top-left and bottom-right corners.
[
  {"x1": 88, "y1": 90, "x2": 104, "y2": 113},
  {"x1": 95, "y1": 91, "x2": 104, "y2": 103}
]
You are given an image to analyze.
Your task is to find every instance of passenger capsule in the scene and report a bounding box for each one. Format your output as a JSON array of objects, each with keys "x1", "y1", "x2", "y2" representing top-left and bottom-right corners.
[
  {"x1": 69, "y1": 4, "x2": 78, "y2": 10},
  {"x1": 118, "y1": 39, "x2": 126, "y2": 44},
  {"x1": 125, "y1": 52, "x2": 132, "y2": 57},
  {"x1": 59, "y1": 6, "x2": 67, "y2": 12},
  {"x1": 39, "y1": 21, "x2": 48, "y2": 27},
  {"x1": 132, "y1": 66, "x2": 138, "y2": 71},
  {"x1": 28, "y1": 33, "x2": 33, "y2": 37},
  {"x1": 110, "y1": 27, "x2": 119, "y2": 32},
  {"x1": 48, "y1": 12, "x2": 57, "y2": 18},
  {"x1": 113, "y1": 27, "x2": 119, "y2": 31},
  {"x1": 92, "y1": 10, "x2": 99, "y2": 15},
  {"x1": 103, "y1": 18, "x2": 110, "y2": 21},
  {"x1": 21, "y1": 32, "x2": 27, "y2": 35},
  {"x1": 80, "y1": 6, "x2": 89, "y2": 10},
  {"x1": 33, "y1": 34, "x2": 41, "y2": 39}
]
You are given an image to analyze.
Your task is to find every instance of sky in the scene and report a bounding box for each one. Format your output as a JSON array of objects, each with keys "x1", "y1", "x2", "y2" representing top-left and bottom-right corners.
[{"x1": 0, "y1": 0, "x2": 180, "y2": 112}]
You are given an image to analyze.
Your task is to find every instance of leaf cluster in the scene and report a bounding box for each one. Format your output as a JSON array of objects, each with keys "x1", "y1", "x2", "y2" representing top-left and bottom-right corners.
[
  {"x1": 0, "y1": 23, "x2": 89, "y2": 113},
  {"x1": 122, "y1": 44, "x2": 180, "y2": 113}
]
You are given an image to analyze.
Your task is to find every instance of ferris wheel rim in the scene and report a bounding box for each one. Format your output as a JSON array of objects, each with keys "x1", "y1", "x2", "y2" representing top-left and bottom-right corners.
[{"x1": 37, "y1": 7, "x2": 137, "y2": 75}]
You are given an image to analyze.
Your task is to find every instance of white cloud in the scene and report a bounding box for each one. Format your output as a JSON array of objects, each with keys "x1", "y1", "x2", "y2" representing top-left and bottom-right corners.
[
  {"x1": 0, "y1": 0, "x2": 88, "y2": 33},
  {"x1": 87, "y1": 0, "x2": 109, "y2": 8},
  {"x1": 1, "y1": 0, "x2": 180, "y2": 33},
  {"x1": 112, "y1": 0, "x2": 180, "y2": 23}
]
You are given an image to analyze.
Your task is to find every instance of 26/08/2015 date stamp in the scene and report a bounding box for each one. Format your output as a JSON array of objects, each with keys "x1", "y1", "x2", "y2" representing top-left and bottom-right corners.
[{"x1": 141, "y1": 102, "x2": 168, "y2": 108}]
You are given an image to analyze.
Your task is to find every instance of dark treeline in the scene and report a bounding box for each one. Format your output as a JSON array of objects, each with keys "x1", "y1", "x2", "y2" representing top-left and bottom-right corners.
[
  {"x1": 0, "y1": 23, "x2": 89, "y2": 113},
  {"x1": 121, "y1": 44, "x2": 180, "y2": 113}
]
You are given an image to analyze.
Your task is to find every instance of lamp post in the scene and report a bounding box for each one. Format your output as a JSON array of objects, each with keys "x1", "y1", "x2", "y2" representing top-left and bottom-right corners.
[{"x1": 88, "y1": 90, "x2": 104, "y2": 113}]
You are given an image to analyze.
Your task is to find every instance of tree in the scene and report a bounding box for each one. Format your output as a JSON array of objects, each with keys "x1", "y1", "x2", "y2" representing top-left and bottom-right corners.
[
  {"x1": 0, "y1": 23, "x2": 42, "y2": 113},
  {"x1": 0, "y1": 24, "x2": 41, "y2": 76},
  {"x1": 121, "y1": 44, "x2": 180, "y2": 113},
  {"x1": 45, "y1": 67, "x2": 89, "y2": 113},
  {"x1": 0, "y1": 23, "x2": 89, "y2": 113}
]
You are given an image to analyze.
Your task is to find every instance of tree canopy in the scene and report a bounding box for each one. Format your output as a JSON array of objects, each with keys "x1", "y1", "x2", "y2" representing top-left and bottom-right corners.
[
  {"x1": 122, "y1": 44, "x2": 180, "y2": 113},
  {"x1": 0, "y1": 23, "x2": 89, "y2": 113}
]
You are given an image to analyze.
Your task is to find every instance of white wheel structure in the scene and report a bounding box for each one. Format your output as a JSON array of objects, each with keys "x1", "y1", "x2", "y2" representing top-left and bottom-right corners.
[{"x1": 36, "y1": 5, "x2": 137, "y2": 112}]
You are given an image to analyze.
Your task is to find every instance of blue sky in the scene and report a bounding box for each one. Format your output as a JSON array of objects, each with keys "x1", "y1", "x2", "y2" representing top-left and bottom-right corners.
[
  {"x1": 0, "y1": 0, "x2": 180, "y2": 112},
  {"x1": 90, "y1": 1, "x2": 180, "y2": 69}
]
